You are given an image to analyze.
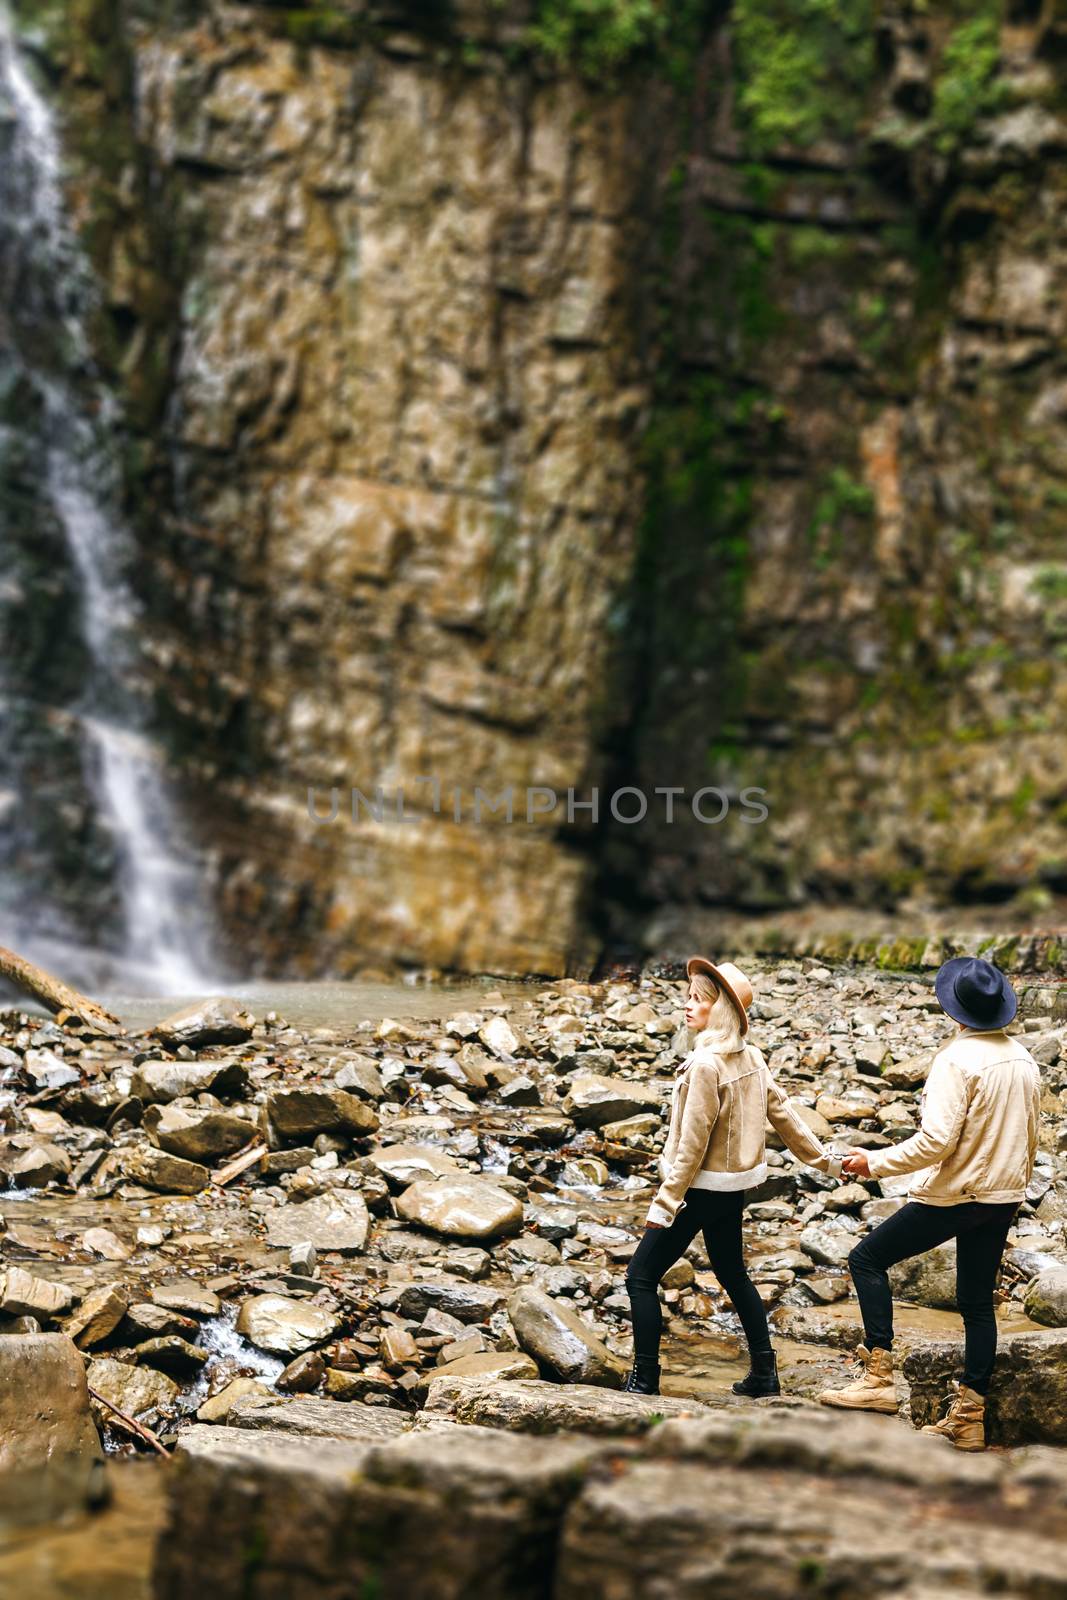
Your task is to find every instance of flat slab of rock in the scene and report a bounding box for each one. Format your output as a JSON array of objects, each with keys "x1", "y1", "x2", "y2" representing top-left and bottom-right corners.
[
  {"x1": 396, "y1": 1175, "x2": 523, "y2": 1241},
  {"x1": 561, "y1": 1073, "x2": 661, "y2": 1129},
  {"x1": 264, "y1": 1190, "x2": 370, "y2": 1254},
  {"x1": 0, "y1": 1266, "x2": 74, "y2": 1321},
  {"x1": 368, "y1": 1143, "x2": 464, "y2": 1189},
  {"x1": 509, "y1": 1285, "x2": 623, "y2": 1386},
  {"x1": 424, "y1": 1376, "x2": 719, "y2": 1435},
  {"x1": 227, "y1": 1392, "x2": 409, "y2": 1442},
  {"x1": 0, "y1": 1334, "x2": 104, "y2": 1528},
  {"x1": 903, "y1": 1327, "x2": 1067, "y2": 1445},
  {"x1": 123, "y1": 1146, "x2": 209, "y2": 1195},
  {"x1": 267, "y1": 1087, "x2": 378, "y2": 1140},
  {"x1": 420, "y1": 1351, "x2": 538, "y2": 1391},
  {"x1": 149, "y1": 997, "x2": 255, "y2": 1048},
  {"x1": 130, "y1": 1059, "x2": 248, "y2": 1105},
  {"x1": 145, "y1": 1104, "x2": 253, "y2": 1163},
  {"x1": 236, "y1": 1294, "x2": 340, "y2": 1356},
  {"x1": 379, "y1": 1277, "x2": 506, "y2": 1324}
]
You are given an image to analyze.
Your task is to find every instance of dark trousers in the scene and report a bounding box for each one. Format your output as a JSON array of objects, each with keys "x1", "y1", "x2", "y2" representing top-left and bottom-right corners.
[
  {"x1": 625, "y1": 1188, "x2": 771, "y2": 1363},
  {"x1": 847, "y1": 1199, "x2": 1018, "y2": 1395}
]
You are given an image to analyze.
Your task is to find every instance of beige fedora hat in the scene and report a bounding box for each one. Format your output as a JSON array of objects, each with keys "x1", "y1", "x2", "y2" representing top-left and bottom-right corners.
[{"x1": 686, "y1": 955, "x2": 753, "y2": 1035}]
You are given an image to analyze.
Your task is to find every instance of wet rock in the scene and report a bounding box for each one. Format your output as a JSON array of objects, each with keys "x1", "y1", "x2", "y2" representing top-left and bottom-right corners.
[
  {"x1": 904, "y1": 1328, "x2": 1067, "y2": 1445},
  {"x1": 135, "y1": 1336, "x2": 210, "y2": 1379},
  {"x1": 890, "y1": 1242, "x2": 957, "y2": 1310},
  {"x1": 12, "y1": 1142, "x2": 71, "y2": 1186},
  {"x1": 145, "y1": 1103, "x2": 253, "y2": 1163},
  {"x1": 382, "y1": 1278, "x2": 506, "y2": 1325},
  {"x1": 264, "y1": 1190, "x2": 370, "y2": 1254},
  {"x1": 332, "y1": 1056, "x2": 385, "y2": 1100},
  {"x1": 125, "y1": 1303, "x2": 198, "y2": 1341},
  {"x1": 236, "y1": 1294, "x2": 340, "y2": 1356},
  {"x1": 478, "y1": 1016, "x2": 526, "y2": 1060},
  {"x1": 0, "y1": 1267, "x2": 74, "y2": 1321},
  {"x1": 267, "y1": 1087, "x2": 379, "y2": 1141},
  {"x1": 1023, "y1": 1267, "x2": 1067, "y2": 1327},
  {"x1": 367, "y1": 1142, "x2": 464, "y2": 1189},
  {"x1": 397, "y1": 1175, "x2": 523, "y2": 1241},
  {"x1": 277, "y1": 1351, "x2": 326, "y2": 1393},
  {"x1": 196, "y1": 1376, "x2": 272, "y2": 1422},
  {"x1": 561, "y1": 1074, "x2": 661, "y2": 1129},
  {"x1": 151, "y1": 1282, "x2": 222, "y2": 1320},
  {"x1": 526, "y1": 1202, "x2": 578, "y2": 1242},
  {"x1": 81, "y1": 1226, "x2": 132, "y2": 1260},
  {"x1": 21, "y1": 1049, "x2": 81, "y2": 1091},
  {"x1": 823, "y1": 1182, "x2": 870, "y2": 1212},
  {"x1": 228, "y1": 1392, "x2": 409, "y2": 1442},
  {"x1": 130, "y1": 1060, "x2": 249, "y2": 1105},
  {"x1": 425, "y1": 1375, "x2": 711, "y2": 1434},
  {"x1": 881, "y1": 1050, "x2": 935, "y2": 1089},
  {"x1": 0, "y1": 1334, "x2": 104, "y2": 1526},
  {"x1": 798, "y1": 1224, "x2": 855, "y2": 1270},
  {"x1": 65, "y1": 1282, "x2": 129, "y2": 1349},
  {"x1": 149, "y1": 997, "x2": 255, "y2": 1049},
  {"x1": 123, "y1": 1146, "x2": 209, "y2": 1195},
  {"x1": 419, "y1": 1350, "x2": 538, "y2": 1390},
  {"x1": 508, "y1": 1285, "x2": 623, "y2": 1387},
  {"x1": 87, "y1": 1355, "x2": 180, "y2": 1425}
]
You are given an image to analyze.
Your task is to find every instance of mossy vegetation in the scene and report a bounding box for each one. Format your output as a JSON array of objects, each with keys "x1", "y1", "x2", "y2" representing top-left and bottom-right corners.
[
  {"x1": 524, "y1": 0, "x2": 711, "y2": 81},
  {"x1": 931, "y1": 6, "x2": 1009, "y2": 154},
  {"x1": 731, "y1": 0, "x2": 876, "y2": 151}
]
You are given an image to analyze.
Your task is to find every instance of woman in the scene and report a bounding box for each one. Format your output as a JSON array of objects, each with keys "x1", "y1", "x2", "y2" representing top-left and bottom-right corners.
[
  {"x1": 624, "y1": 956, "x2": 843, "y2": 1397},
  {"x1": 817, "y1": 955, "x2": 1040, "y2": 1451}
]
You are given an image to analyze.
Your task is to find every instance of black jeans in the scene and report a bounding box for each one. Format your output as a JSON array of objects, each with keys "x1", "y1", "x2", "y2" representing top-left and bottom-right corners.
[
  {"x1": 847, "y1": 1199, "x2": 1018, "y2": 1395},
  {"x1": 625, "y1": 1188, "x2": 771, "y2": 1363}
]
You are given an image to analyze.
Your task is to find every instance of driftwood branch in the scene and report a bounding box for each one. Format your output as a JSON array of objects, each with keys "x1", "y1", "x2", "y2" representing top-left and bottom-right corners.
[
  {"x1": 87, "y1": 1384, "x2": 172, "y2": 1457},
  {"x1": 0, "y1": 945, "x2": 125, "y2": 1037},
  {"x1": 212, "y1": 1139, "x2": 268, "y2": 1187}
]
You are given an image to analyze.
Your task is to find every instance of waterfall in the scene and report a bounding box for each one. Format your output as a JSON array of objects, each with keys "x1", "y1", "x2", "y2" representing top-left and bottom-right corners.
[{"x1": 0, "y1": 6, "x2": 218, "y2": 995}]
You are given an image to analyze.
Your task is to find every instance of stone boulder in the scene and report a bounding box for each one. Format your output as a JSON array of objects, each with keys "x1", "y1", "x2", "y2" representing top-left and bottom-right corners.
[
  {"x1": 420, "y1": 1352, "x2": 539, "y2": 1391},
  {"x1": 65, "y1": 1282, "x2": 129, "y2": 1350},
  {"x1": 86, "y1": 1355, "x2": 180, "y2": 1427},
  {"x1": 0, "y1": 1267, "x2": 74, "y2": 1321},
  {"x1": 396, "y1": 1175, "x2": 523, "y2": 1241},
  {"x1": 267, "y1": 1087, "x2": 379, "y2": 1141},
  {"x1": 889, "y1": 1242, "x2": 957, "y2": 1310},
  {"x1": 123, "y1": 1145, "x2": 209, "y2": 1195},
  {"x1": 236, "y1": 1294, "x2": 340, "y2": 1357},
  {"x1": 264, "y1": 1190, "x2": 370, "y2": 1254},
  {"x1": 1023, "y1": 1266, "x2": 1067, "y2": 1327},
  {"x1": 145, "y1": 1103, "x2": 253, "y2": 1163},
  {"x1": 424, "y1": 1376, "x2": 716, "y2": 1434},
  {"x1": 129, "y1": 1059, "x2": 249, "y2": 1104},
  {"x1": 149, "y1": 996, "x2": 255, "y2": 1048},
  {"x1": 561, "y1": 1074, "x2": 661, "y2": 1129},
  {"x1": 903, "y1": 1327, "x2": 1067, "y2": 1445},
  {"x1": 508, "y1": 1285, "x2": 623, "y2": 1387},
  {"x1": 367, "y1": 1142, "x2": 465, "y2": 1189},
  {"x1": 0, "y1": 1335, "x2": 104, "y2": 1529}
]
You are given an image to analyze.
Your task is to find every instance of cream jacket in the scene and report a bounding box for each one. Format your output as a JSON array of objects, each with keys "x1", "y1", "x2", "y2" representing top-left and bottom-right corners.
[
  {"x1": 647, "y1": 1037, "x2": 843, "y2": 1227},
  {"x1": 866, "y1": 1027, "x2": 1041, "y2": 1204}
]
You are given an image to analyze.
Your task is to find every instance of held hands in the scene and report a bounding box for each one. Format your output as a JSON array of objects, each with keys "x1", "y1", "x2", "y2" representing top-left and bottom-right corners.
[{"x1": 840, "y1": 1149, "x2": 871, "y2": 1179}]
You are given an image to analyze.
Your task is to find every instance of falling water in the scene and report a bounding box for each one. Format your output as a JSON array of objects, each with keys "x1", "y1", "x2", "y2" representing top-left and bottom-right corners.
[{"x1": 0, "y1": 6, "x2": 217, "y2": 993}]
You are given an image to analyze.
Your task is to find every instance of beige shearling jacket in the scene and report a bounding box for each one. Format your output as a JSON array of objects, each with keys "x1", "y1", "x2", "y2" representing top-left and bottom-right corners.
[
  {"x1": 646, "y1": 1037, "x2": 844, "y2": 1228},
  {"x1": 865, "y1": 1027, "x2": 1041, "y2": 1204}
]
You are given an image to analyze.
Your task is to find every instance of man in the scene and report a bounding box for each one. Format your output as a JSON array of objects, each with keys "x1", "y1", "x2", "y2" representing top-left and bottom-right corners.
[{"x1": 817, "y1": 955, "x2": 1041, "y2": 1450}]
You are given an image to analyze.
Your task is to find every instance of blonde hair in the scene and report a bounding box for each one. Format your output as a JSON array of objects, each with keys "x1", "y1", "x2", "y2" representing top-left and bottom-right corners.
[{"x1": 690, "y1": 972, "x2": 745, "y2": 1054}]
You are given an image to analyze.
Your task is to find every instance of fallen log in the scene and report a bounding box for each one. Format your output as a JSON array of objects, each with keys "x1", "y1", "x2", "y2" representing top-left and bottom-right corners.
[{"x1": 0, "y1": 945, "x2": 125, "y2": 1037}]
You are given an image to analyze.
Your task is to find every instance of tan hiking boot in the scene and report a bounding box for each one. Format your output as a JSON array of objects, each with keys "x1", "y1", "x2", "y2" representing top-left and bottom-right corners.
[
  {"x1": 816, "y1": 1343, "x2": 898, "y2": 1413},
  {"x1": 920, "y1": 1382, "x2": 986, "y2": 1451}
]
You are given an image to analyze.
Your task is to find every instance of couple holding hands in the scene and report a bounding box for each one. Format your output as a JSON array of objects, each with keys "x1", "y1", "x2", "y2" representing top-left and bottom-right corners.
[{"x1": 624, "y1": 953, "x2": 1041, "y2": 1452}]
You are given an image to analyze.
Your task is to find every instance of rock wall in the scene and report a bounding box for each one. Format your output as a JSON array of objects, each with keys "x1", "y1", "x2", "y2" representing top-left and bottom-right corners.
[{"x1": 6, "y1": 0, "x2": 1067, "y2": 978}]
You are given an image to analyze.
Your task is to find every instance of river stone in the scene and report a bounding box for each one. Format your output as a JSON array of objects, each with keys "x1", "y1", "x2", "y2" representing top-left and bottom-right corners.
[
  {"x1": 11, "y1": 1142, "x2": 72, "y2": 1186},
  {"x1": 881, "y1": 1049, "x2": 935, "y2": 1089},
  {"x1": 0, "y1": 1267, "x2": 74, "y2": 1321},
  {"x1": 149, "y1": 996, "x2": 255, "y2": 1048},
  {"x1": 129, "y1": 1059, "x2": 249, "y2": 1104},
  {"x1": 332, "y1": 1056, "x2": 385, "y2": 1100},
  {"x1": 1023, "y1": 1266, "x2": 1067, "y2": 1327},
  {"x1": 87, "y1": 1356, "x2": 180, "y2": 1424},
  {"x1": 228, "y1": 1393, "x2": 409, "y2": 1442},
  {"x1": 383, "y1": 1278, "x2": 507, "y2": 1325},
  {"x1": 81, "y1": 1226, "x2": 132, "y2": 1260},
  {"x1": 145, "y1": 1103, "x2": 253, "y2": 1163},
  {"x1": 21, "y1": 1049, "x2": 81, "y2": 1091},
  {"x1": 478, "y1": 1016, "x2": 525, "y2": 1060},
  {"x1": 0, "y1": 1334, "x2": 104, "y2": 1527},
  {"x1": 367, "y1": 1142, "x2": 464, "y2": 1189},
  {"x1": 903, "y1": 1328, "x2": 1067, "y2": 1445},
  {"x1": 561, "y1": 1074, "x2": 661, "y2": 1129},
  {"x1": 236, "y1": 1294, "x2": 340, "y2": 1356},
  {"x1": 419, "y1": 1351, "x2": 539, "y2": 1392},
  {"x1": 125, "y1": 1302, "x2": 198, "y2": 1340},
  {"x1": 151, "y1": 1280, "x2": 223, "y2": 1319},
  {"x1": 424, "y1": 1376, "x2": 712, "y2": 1434},
  {"x1": 196, "y1": 1376, "x2": 272, "y2": 1423},
  {"x1": 396, "y1": 1175, "x2": 523, "y2": 1241},
  {"x1": 890, "y1": 1242, "x2": 957, "y2": 1310},
  {"x1": 65, "y1": 1282, "x2": 129, "y2": 1349},
  {"x1": 508, "y1": 1285, "x2": 623, "y2": 1387},
  {"x1": 798, "y1": 1224, "x2": 855, "y2": 1270},
  {"x1": 123, "y1": 1145, "x2": 209, "y2": 1195},
  {"x1": 135, "y1": 1336, "x2": 210, "y2": 1379},
  {"x1": 264, "y1": 1190, "x2": 370, "y2": 1254},
  {"x1": 267, "y1": 1087, "x2": 379, "y2": 1141}
]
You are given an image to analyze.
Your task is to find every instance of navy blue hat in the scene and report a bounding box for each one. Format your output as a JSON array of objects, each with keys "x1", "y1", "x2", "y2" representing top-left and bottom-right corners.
[{"x1": 934, "y1": 956, "x2": 1017, "y2": 1031}]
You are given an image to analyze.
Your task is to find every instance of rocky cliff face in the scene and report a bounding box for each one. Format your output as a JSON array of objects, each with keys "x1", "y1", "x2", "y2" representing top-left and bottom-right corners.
[{"x1": 3, "y1": 1, "x2": 1067, "y2": 979}]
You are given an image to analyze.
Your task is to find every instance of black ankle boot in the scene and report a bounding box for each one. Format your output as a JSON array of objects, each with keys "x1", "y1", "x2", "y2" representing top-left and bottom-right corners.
[
  {"x1": 624, "y1": 1357, "x2": 660, "y2": 1395},
  {"x1": 732, "y1": 1349, "x2": 780, "y2": 1398}
]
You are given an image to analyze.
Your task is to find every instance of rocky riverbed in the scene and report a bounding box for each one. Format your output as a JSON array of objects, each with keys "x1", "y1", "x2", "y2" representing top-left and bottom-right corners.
[{"x1": 1, "y1": 959, "x2": 1066, "y2": 1595}]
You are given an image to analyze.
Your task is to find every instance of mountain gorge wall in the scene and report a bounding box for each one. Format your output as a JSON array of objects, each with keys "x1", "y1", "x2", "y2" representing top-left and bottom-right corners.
[{"x1": 4, "y1": 0, "x2": 1067, "y2": 978}]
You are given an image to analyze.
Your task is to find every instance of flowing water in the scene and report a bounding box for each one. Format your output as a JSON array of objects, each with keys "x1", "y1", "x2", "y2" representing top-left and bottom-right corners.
[{"x1": 0, "y1": 5, "x2": 218, "y2": 994}]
